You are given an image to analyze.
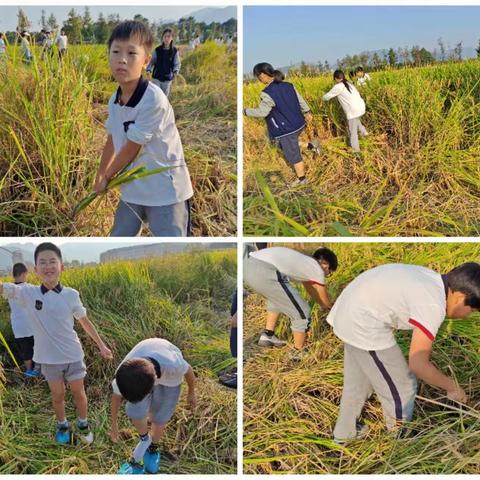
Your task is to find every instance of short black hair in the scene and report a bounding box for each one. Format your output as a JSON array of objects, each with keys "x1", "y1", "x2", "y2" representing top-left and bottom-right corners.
[
  {"x1": 446, "y1": 262, "x2": 480, "y2": 309},
  {"x1": 12, "y1": 263, "x2": 28, "y2": 278},
  {"x1": 355, "y1": 66, "x2": 364, "y2": 73},
  {"x1": 116, "y1": 358, "x2": 156, "y2": 403},
  {"x1": 108, "y1": 20, "x2": 154, "y2": 52},
  {"x1": 312, "y1": 247, "x2": 338, "y2": 272},
  {"x1": 34, "y1": 242, "x2": 62, "y2": 264}
]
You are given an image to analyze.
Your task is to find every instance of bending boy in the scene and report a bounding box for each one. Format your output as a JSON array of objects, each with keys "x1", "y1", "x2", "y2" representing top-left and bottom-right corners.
[
  {"x1": 244, "y1": 246, "x2": 337, "y2": 353},
  {"x1": 327, "y1": 262, "x2": 479, "y2": 443},
  {"x1": 110, "y1": 338, "x2": 196, "y2": 474}
]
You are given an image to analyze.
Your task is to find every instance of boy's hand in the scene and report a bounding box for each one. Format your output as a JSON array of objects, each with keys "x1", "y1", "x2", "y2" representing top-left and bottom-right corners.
[
  {"x1": 109, "y1": 426, "x2": 119, "y2": 443},
  {"x1": 187, "y1": 391, "x2": 197, "y2": 411},
  {"x1": 93, "y1": 175, "x2": 108, "y2": 194},
  {"x1": 100, "y1": 345, "x2": 113, "y2": 360},
  {"x1": 446, "y1": 385, "x2": 467, "y2": 403},
  {"x1": 305, "y1": 112, "x2": 313, "y2": 123}
]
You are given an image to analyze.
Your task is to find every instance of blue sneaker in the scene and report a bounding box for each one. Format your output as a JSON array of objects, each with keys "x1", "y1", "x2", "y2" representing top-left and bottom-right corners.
[
  {"x1": 143, "y1": 447, "x2": 160, "y2": 474},
  {"x1": 54, "y1": 424, "x2": 71, "y2": 445},
  {"x1": 118, "y1": 461, "x2": 144, "y2": 474}
]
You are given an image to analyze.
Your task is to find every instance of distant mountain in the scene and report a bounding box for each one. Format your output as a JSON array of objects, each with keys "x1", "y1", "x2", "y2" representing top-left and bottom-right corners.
[{"x1": 187, "y1": 6, "x2": 237, "y2": 24}]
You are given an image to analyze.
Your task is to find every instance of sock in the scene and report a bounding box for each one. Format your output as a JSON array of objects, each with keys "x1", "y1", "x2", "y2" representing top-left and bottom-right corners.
[
  {"x1": 77, "y1": 418, "x2": 89, "y2": 429},
  {"x1": 264, "y1": 329, "x2": 275, "y2": 337},
  {"x1": 57, "y1": 419, "x2": 69, "y2": 429},
  {"x1": 297, "y1": 175, "x2": 306, "y2": 181},
  {"x1": 132, "y1": 433, "x2": 152, "y2": 462}
]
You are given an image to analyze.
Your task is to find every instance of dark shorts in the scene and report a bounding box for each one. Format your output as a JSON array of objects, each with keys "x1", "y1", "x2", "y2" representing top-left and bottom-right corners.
[
  {"x1": 274, "y1": 129, "x2": 303, "y2": 165},
  {"x1": 15, "y1": 336, "x2": 34, "y2": 362}
]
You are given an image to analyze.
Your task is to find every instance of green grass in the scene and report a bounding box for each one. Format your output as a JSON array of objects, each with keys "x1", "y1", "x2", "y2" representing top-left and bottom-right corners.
[
  {"x1": 244, "y1": 242, "x2": 480, "y2": 474},
  {"x1": 0, "y1": 41, "x2": 236, "y2": 236},
  {"x1": 0, "y1": 249, "x2": 237, "y2": 474},
  {"x1": 243, "y1": 61, "x2": 480, "y2": 236}
]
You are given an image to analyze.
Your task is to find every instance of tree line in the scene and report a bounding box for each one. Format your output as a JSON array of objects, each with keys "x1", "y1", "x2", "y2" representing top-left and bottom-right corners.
[{"x1": 6, "y1": 7, "x2": 237, "y2": 45}]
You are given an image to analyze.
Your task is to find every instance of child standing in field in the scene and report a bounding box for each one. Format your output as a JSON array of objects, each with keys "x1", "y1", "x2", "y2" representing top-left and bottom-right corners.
[
  {"x1": 20, "y1": 32, "x2": 32, "y2": 65},
  {"x1": 0, "y1": 33, "x2": 7, "y2": 58},
  {"x1": 110, "y1": 338, "x2": 196, "y2": 474},
  {"x1": 244, "y1": 246, "x2": 337, "y2": 358},
  {"x1": 327, "y1": 262, "x2": 478, "y2": 443},
  {"x1": 146, "y1": 28, "x2": 181, "y2": 98},
  {"x1": 244, "y1": 62, "x2": 313, "y2": 186},
  {"x1": 355, "y1": 67, "x2": 371, "y2": 87},
  {"x1": 56, "y1": 30, "x2": 68, "y2": 59},
  {"x1": 322, "y1": 69, "x2": 367, "y2": 153},
  {"x1": 8, "y1": 263, "x2": 40, "y2": 378},
  {"x1": 0, "y1": 242, "x2": 113, "y2": 445},
  {"x1": 94, "y1": 21, "x2": 193, "y2": 237}
]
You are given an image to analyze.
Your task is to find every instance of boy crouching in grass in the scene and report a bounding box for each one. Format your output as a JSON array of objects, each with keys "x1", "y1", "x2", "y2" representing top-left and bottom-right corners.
[
  {"x1": 327, "y1": 262, "x2": 479, "y2": 443},
  {"x1": 94, "y1": 20, "x2": 193, "y2": 237},
  {"x1": 8, "y1": 262, "x2": 40, "y2": 378},
  {"x1": 0, "y1": 243, "x2": 113, "y2": 445},
  {"x1": 110, "y1": 338, "x2": 196, "y2": 474}
]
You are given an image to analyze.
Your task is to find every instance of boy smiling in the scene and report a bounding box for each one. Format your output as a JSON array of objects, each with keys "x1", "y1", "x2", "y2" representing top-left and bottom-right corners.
[
  {"x1": 0, "y1": 242, "x2": 113, "y2": 445},
  {"x1": 94, "y1": 21, "x2": 193, "y2": 236}
]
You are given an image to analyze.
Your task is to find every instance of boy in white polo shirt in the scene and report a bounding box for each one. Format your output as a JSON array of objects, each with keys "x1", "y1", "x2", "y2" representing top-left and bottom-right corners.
[
  {"x1": 244, "y1": 246, "x2": 337, "y2": 353},
  {"x1": 327, "y1": 262, "x2": 479, "y2": 443},
  {"x1": 0, "y1": 243, "x2": 113, "y2": 445},
  {"x1": 110, "y1": 338, "x2": 196, "y2": 474},
  {"x1": 8, "y1": 262, "x2": 40, "y2": 378},
  {"x1": 94, "y1": 20, "x2": 193, "y2": 237}
]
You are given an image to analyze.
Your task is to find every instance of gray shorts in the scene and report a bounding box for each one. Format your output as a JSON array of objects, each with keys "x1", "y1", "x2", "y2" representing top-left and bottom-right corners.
[
  {"x1": 151, "y1": 79, "x2": 173, "y2": 97},
  {"x1": 274, "y1": 129, "x2": 303, "y2": 165},
  {"x1": 41, "y1": 360, "x2": 87, "y2": 382},
  {"x1": 111, "y1": 199, "x2": 191, "y2": 237},
  {"x1": 244, "y1": 256, "x2": 311, "y2": 332},
  {"x1": 126, "y1": 384, "x2": 182, "y2": 424}
]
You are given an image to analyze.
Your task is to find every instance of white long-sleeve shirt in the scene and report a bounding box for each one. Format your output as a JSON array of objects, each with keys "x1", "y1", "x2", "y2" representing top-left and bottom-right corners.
[{"x1": 323, "y1": 82, "x2": 365, "y2": 120}]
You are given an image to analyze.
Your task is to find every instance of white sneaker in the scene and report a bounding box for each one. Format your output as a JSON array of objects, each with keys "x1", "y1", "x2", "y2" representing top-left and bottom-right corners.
[
  {"x1": 78, "y1": 425, "x2": 94, "y2": 445},
  {"x1": 292, "y1": 177, "x2": 308, "y2": 187},
  {"x1": 258, "y1": 333, "x2": 287, "y2": 347}
]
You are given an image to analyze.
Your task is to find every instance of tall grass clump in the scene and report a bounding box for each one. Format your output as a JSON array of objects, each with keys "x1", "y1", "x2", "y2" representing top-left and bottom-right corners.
[
  {"x1": 244, "y1": 242, "x2": 480, "y2": 474},
  {"x1": 244, "y1": 61, "x2": 480, "y2": 236},
  {"x1": 0, "y1": 249, "x2": 236, "y2": 474},
  {"x1": 0, "y1": 42, "x2": 236, "y2": 236}
]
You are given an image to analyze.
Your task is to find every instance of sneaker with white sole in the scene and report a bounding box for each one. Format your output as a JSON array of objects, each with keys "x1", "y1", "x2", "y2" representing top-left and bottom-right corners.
[
  {"x1": 288, "y1": 348, "x2": 309, "y2": 362},
  {"x1": 118, "y1": 461, "x2": 144, "y2": 475},
  {"x1": 258, "y1": 333, "x2": 287, "y2": 347},
  {"x1": 292, "y1": 177, "x2": 308, "y2": 187},
  {"x1": 333, "y1": 422, "x2": 369, "y2": 445},
  {"x1": 77, "y1": 422, "x2": 94, "y2": 445}
]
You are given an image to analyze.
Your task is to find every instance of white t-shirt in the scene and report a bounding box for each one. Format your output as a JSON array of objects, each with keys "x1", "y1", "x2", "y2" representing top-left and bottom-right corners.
[
  {"x1": 56, "y1": 34, "x2": 68, "y2": 49},
  {"x1": 357, "y1": 73, "x2": 371, "y2": 87},
  {"x1": 323, "y1": 82, "x2": 366, "y2": 120},
  {"x1": 327, "y1": 264, "x2": 446, "y2": 351},
  {"x1": 0, "y1": 38, "x2": 6, "y2": 55},
  {"x1": 2, "y1": 283, "x2": 87, "y2": 364},
  {"x1": 111, "y1": 338, "x2": 190, "y2": 395},
  {"x1": 106, "y1": 79, "x2": 193, "y2": 206},
  {"x1": 250, "y1": 247, "x2": 325, "y2": 285},
  {"x1": 8, "y1": 283, "x2": 33, "y2": 338}
]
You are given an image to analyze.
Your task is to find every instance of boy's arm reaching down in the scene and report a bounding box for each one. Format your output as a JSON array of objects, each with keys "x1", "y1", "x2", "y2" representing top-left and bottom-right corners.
[
  {"x1": 409, "y1": 327, "x2": 467, "y2": 403},
  {"x1": 110, "y1": 392, "x2": 123, "y2": 443},
  {"x1": 303, "y1": 282, "x2": 333, "y2": 309},
  {"x1": 184, "y1": 365, "x2": 196, "y2": 411},
  {"x1": 94, "y1": 134, "x2": 115, "y2": 193},
  {"x1": 77, "y1": 316, "x2": 113, "y2": 360}
]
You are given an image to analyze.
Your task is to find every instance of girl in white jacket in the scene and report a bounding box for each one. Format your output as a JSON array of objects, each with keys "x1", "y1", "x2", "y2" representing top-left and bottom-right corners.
[{"x1": 323, "y1": 69, "x2": 368, "y2": 153}]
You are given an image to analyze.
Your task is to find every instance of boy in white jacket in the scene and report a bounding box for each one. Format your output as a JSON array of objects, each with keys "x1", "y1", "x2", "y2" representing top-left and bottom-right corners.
[{"x1": 323, "y1": 69, "x2": 368, "y2": 153}]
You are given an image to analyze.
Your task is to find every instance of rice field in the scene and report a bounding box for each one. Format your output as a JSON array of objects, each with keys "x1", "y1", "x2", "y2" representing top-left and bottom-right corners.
[
  {"x1": 0, "y1": 41, "x2": 237, "y2": 236},
  {"x1": 243, "y1": 242, "x2": 480, "y2": 474},
  {"x1": 243, "y1": 61, "x2": 480, "y2": 236},
  {"x1": 0, "y1": 248, "x2": 237, "y2": 474}
]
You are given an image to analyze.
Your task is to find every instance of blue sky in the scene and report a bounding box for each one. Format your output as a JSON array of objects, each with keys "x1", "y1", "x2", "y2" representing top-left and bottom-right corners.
[
  {"x1": 244, "y1": 6, "x2": 480, "y2": 70},
  {"x1": 0, "y1": 6, "x2": 212, "y2": 32}
]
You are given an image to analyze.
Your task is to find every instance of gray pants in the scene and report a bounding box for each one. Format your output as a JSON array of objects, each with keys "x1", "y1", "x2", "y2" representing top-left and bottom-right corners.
[
  {"x1": 243, "y1": 256, "x2": 311, "y2": 332},
  {"x1": 111, "y1": 199, "x2": 191, "y2": 237},
  {"x1": 334, "y1": 343, "x2": 417, "y2": 441},
  {"x1": 151, "y1": 79, "x2": 173, "y2": 97},
  {"x1": 347, "y1": 116, "x2": 368, "y2": 152}
]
